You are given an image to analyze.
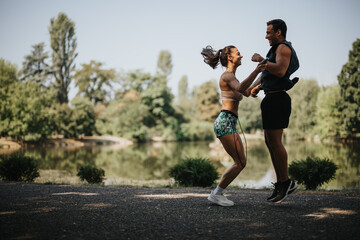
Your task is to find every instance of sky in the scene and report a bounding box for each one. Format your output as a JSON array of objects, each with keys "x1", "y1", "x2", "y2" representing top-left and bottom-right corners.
[{"x1": 1, "y1": 0, "x2": 359, "y2": 100}]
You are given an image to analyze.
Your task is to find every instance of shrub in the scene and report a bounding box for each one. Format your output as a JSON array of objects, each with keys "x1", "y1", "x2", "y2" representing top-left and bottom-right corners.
[
  {"x1": 169, "y1": 157, "x2": 218, "y2": 187},
  {"x1": 289, "y1": 156, "x2": 338, "y2": 190},
  {"x1": 0, "y1": 155, "x2": 40, "y2": 182},
  {"x1": 77, "y1": 165, "x2": 105, "y2": 184}
]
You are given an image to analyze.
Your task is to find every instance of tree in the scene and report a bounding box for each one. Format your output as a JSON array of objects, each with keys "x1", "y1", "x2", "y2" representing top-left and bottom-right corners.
[
  {"x1": 337, "y1": 38, "x2": 360, "y2": 135},
  {"x1": 95, "y1": 91, "x2": 154, "y2": 142},
  {"x1": 71, "y1": 96, "x2": 96, "y2": 136},
  {"x1": 195, "y1": 80, "x2": 221, "y2": 122},
  {"x1": 21, "y1": 42, "x2": 52, "y2": 88},
  {"x1": 238, "y1": 97, "x2": 262, "y2": 132},
  {"x1": 288, "y1": 79, "x2": 320, "y2": 139},
  {"x1": 156, "y1": 50, "x2": 173, "y2": 82},
  {"x1": 74, "y1": 60, "x2": 115, "y2": 104},
  {"x1": 0, "y1": 58, "x2": 18, "y2": 89},
  {"x1": 178, "y1": 75, "x2": 188, "y2": 103},
  {"x1": 141, "y1": 77, "x2": 176, "y2": 120},
  {"x1": 2, "y1": 81, "x2": 55, "y2": 141},
  {"x1": 315, "y1": 85, "x2": 345, "y2": 139},
  {"x1": 116, "y1": 69, "x2": 153, "y2": 96},
  {"x1": 49, "y1": 12, "x2": 78, "y2": 103},
  {"x1": 0, "y1": 59, "x2": 19, "y2": 137},
  {"x1": 142, "y1": 51, "x2": 176, "y2": 122}
]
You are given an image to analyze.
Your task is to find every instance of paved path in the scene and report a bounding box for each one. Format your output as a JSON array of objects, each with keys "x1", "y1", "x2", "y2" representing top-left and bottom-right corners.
[{"x1": 0, "y1": 183, "x2": 359, "y2": 239}]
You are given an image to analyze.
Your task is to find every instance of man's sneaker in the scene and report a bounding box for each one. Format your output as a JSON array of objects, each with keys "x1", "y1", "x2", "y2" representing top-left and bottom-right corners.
[
  {"x1": 271, "y1": 179, "x2": 296, "y2": 203},
  {"x1": 267, "y1": 182, "x2": 280, "y2": 202},
  {"x1": 288, "y1": 180, "x2": 298, "y2": 195},
  {"x1": 208, "y1": 191, "x2": 234, "y2": 207}
]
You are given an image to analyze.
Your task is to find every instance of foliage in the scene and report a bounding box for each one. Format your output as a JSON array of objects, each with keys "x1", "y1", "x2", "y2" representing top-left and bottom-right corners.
[
  {"x1": 289, "y1": 156, "x2": 338, "y2": 190},
  {"x1": 0, "y1": 155, "x2": 40, "y2": 182},
  {"x1": 142, "y1": 50, "x2": 178, "y2": 123},
  {"x1": 176, "y1": 75, "x2": 194, "y2": 120},
  {"x1": 49, "y1": 97, "x2": 96, "y2": 138},
  {"x1": 141, "y1": 78, "x2": 176, "y2": 121},
  {"x1": 238, "y1": 97, "x2": 262, "y2": 132},
  {"x1": 96, "y1": 91, "x2": 153, "y2": 142},
  {"x1": 315, "y1": 85, "x2": 346, "y2": 139},
  {"x1": 49, "y1": 12, "x2": 78, "y2": 103},
  {"x1": 0, "y1": 59, "x2": 18, "y2": 136},
  {"x1": 20, "y1": 42, "x2": 53, "y2": 88},
  {"x1": 48, "y1": 103, "x2": 76, "y2": 138},
  {"x1": 74, "y1": 60, "x2": 115, "y2": 104},
  {"x1": 169, "y1": 157, "x2": 218, "y2": 187},
  {"x1": 288, "y1": 79, "x2": 320, "y2": 139},
  {"x1": 178, "y1": 75, "x2": 188, "y2": 103},
  {"x1": 156, "y1": 50, "x2": 173, "y2": 81},
  {"x1": 179, "y1": 121, "x2": 215, "y2": 141},
  {"x1": 1, "y1": 80, "x2": 56, "y2": 141},
  {"x1": 337, "y1": 38, "x2": 360, "y2": 136},
  {"x1": 195, "y1": 80, "x2": 221, "y2": 122},
  {"x1": 117, "y1": 70, "x2": 153, "y2": 93},
  {"x1": 77, "y1": 164, "x2": 105, "y2": 184},
  {"x1": 70, "y1": 96, "x2": 96, "y2": 136},
  {"x1": 0, "y1": 58, "x2": 18, "y2": 89}
]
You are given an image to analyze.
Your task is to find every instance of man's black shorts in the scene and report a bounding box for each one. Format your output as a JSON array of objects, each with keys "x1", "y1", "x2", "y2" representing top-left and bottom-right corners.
[{"x1": 261, "y1": 91, "x2": 291, "y2": 130}]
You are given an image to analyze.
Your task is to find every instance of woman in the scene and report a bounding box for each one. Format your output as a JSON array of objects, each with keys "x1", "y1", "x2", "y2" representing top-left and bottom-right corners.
[{"x1": 201, "y1": 45, "x2": 265, "y2": 206}]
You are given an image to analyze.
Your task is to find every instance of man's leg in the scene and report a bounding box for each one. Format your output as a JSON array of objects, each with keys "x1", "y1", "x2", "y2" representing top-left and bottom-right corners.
[
  {"x1": 264, "y1": 129, "x2": 288, "y2": 182},
  {"x1": 264, "y1": 131, "x2": 280, "y2": 182},
  {"x1": 264, "y1": 129, "x2": 297, "y2": 203},
  {"x1": 264, "y1": 130, "x2": 282, "y2": 201}
]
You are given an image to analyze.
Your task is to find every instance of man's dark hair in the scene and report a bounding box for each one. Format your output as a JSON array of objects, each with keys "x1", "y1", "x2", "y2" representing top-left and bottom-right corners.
[{"x1": 267, "y1": 19, "x2": 287, "y2": 38}]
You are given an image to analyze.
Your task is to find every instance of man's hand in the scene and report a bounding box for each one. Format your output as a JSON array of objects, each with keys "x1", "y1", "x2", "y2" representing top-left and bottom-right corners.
[
  {"x1": 252, "y1": 53, "x2": 264, "y2": 62},
  {"x1": 250, "y1": 85, "x2": 262, "y2": 98}
]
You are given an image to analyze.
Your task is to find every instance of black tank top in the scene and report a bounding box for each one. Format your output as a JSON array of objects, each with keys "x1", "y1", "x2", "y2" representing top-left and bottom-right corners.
[{"x1": 261, "y1": 40, "x2": 300, "y2": 92}]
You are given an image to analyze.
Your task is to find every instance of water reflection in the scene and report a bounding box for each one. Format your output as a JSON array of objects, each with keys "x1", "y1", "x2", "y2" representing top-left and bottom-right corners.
[{"x1": 5, "y1": 139, "x2": 360, "y2": 189}]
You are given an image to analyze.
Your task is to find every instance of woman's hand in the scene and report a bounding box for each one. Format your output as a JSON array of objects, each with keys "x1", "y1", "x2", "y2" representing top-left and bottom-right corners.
[
  {"x1": 250, "y1": 85, "x2": 262, "y2": 98},
  {"x1": 252, "y1": 53, "x2": 264, "y2": 62},
  {"x1": 255, "y1": 62, "x2": 266, "y2": 73}
]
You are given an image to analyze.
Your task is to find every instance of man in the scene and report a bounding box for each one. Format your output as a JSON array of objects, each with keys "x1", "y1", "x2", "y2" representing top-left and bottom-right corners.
[{"x1": 250, "y1": 19, "x2": 299, "y2": 203}]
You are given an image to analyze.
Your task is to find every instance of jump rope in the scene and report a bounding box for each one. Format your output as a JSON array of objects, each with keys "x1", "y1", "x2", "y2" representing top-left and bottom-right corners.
[{"x1": 231, "y1": 112, "x2": 247, "y2": 169}]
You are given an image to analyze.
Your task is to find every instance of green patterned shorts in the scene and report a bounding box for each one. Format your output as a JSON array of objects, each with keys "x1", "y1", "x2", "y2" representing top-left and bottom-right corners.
[{"x1": 214, "y1": 110, "x2": 238, "y2": 137}]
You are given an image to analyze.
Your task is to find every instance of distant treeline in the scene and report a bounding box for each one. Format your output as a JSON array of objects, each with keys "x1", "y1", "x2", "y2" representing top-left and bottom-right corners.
[{"x1": 0, "y1": 13, "x2": 359, "y2": 143}]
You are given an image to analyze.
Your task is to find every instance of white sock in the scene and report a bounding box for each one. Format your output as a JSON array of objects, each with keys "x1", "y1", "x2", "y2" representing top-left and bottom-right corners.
[{"x1": 213, "y1": 186, "x2": 224, "y2": 195}]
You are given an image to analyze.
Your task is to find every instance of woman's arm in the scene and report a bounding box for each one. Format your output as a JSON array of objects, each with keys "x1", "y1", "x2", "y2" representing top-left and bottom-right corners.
[
  {"x1": 224, "y1": 62, "x2": 265, "y2": 94},
  {"x1": 242, "y1": 74, "x2": 262, "y2": 97}
]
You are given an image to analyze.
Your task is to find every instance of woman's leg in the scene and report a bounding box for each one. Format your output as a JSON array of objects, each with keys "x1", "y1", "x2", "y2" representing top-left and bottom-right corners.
[{"x1": 217, "y1": 133, "x2": 247, "y2": 189}]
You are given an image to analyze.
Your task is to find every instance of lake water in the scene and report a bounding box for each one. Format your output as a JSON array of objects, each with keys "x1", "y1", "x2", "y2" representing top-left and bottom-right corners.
[{"x1": 5, "y1": 138, "x2": 360, "y2": 190}]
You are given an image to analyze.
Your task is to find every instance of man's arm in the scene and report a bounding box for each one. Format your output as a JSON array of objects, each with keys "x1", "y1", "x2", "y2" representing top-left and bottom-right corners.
[{"x1": 264, "y1": 44, "x2": 291, "y2": 78}]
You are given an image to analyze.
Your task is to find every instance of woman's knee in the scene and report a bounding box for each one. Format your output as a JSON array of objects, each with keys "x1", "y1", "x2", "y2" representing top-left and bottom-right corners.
[{"x1": 235, "y1": 159, "x2": 246, "y2": 170}]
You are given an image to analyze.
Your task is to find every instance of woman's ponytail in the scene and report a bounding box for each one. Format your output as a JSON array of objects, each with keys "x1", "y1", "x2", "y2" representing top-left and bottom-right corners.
[
  {"x1": 201, "y1": 45, "x2": 236, "y2": 69},
  {"x1": 201, "y1": 46, "x2": 221, "y2": 69}
]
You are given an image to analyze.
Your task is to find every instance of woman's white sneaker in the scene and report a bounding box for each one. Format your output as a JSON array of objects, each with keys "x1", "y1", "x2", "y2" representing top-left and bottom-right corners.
[{"x1": 207, "y1": 191, "x2": 234, "y2": 207}]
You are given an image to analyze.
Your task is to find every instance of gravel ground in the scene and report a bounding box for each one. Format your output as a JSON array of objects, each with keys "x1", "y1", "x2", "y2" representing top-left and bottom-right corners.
[{"x1": 0, "y1": 183, "x2": 359, "y2": 240}]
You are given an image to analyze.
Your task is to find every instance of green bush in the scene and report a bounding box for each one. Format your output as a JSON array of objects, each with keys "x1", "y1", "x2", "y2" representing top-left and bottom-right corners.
[
  {"x1": 289, "y1": 156, "x2": 338, "y2": 190},
  {"x1": 77, "y1": 165, "x2": 105, "y2": 184},
  {"x1": 169, "y1": 157, "x2": 218, "y2": 187},
  {"x1": 0, "y1": 155, "x2": 40, "y2": 182}
]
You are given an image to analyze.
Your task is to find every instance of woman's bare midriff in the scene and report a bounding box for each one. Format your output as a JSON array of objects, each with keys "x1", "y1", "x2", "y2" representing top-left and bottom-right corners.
[{"x1": 221, "y1": 100, "x2": 239, "y2": 117}]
